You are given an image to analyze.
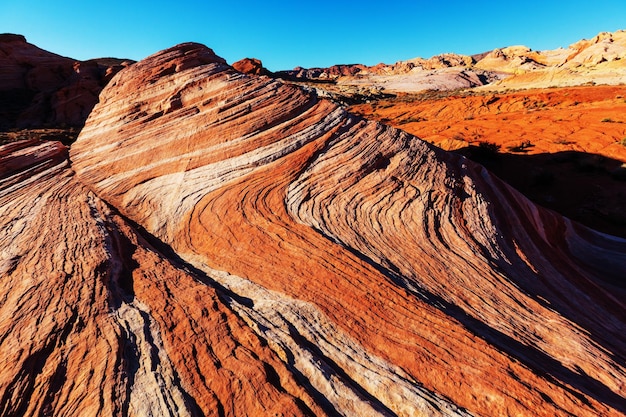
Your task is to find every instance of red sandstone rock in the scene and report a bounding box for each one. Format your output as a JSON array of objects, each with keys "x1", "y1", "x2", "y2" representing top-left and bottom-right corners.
[
  {"x1": 0, "y1": 139, "x2": 326, "y2": 416},
  {"x1": 65, "y1": 43, "x2": 626, "y2": 416},
  {"x1": 232, "y1": 57, "x2": 272, "y2": 76},
  {"x1": 0, "y1": 34, "x2": 130, "y2": 129},
  {"x1": 283, "y1": 63, "x2": 368, "y2": 79},
  {"x1": 349, "y1": 85, "x2": 626, "y2": 237}
]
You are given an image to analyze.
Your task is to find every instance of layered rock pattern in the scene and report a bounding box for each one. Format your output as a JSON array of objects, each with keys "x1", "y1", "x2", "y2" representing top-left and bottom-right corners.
[
  {"x1": 1, "y1": 40, "x2": 625, "y2": 416},
  {"x1": 63, "y1": 43, "x2": 626, "y2": 416},
  {"x1": 0, "y1": 139, "x2": 327, "y2": 416},
  {"x1": 348, "y1": 85, "x2": 626, "y2": 238}
]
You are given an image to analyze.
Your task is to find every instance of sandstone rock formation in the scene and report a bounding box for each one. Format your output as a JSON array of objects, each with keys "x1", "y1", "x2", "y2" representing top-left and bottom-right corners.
[
  {"x1": 348, "y1": 85, "x2": 626, "y2": 237},
  {"x1": 69, "y1": 42, "x2": 626, "y2": 415},
  {"x1": 474, "y1": 45, "x2": 546, "y2": 74},
  {"x1": 275, "y1": 55, "x2": 501, "y2": 93},
  {"x1": 1, "y1": 41, "x2": 625, "y2": 416},
  {"x1": 476, "y1": 30, "x2": 626, "y2": 89},
  {"x1": 276, "y1": 30, "x2": 626, "y2": 94},
  {"x1": 0, "y1": 139, "x2": 326, "y2": 416},
  {"x1": 232, "y1": 57, "x2": 272, "y2": 76},
  {"x1": 0, "y1": 34, "x2": 131, "y2": 129},
  {"x1": 276, "y1": 53, "x2": 478, "y2": 80}
]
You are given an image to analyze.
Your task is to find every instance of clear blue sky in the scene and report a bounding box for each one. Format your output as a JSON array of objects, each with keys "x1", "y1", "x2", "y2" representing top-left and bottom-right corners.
[{"x1": 1, "y1": 0, "x2": 625, "y2": 71}]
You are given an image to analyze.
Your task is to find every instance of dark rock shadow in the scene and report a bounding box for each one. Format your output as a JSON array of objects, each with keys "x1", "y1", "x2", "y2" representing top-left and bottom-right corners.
[{"x1": 455, "y1": 146, "x2": 626, "y2": 239}]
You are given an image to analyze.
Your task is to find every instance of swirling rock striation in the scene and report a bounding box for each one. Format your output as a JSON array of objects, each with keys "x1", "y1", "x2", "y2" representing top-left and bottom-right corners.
[
  {"x1": 0, "y1": 139, "x2": 327, "y2": 416},
  {"x1": 66, "y1": 43, "x2": 626, "y2": 416}
]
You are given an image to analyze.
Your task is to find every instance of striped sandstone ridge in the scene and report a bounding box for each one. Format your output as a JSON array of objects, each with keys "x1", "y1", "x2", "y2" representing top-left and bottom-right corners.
[
  {"x1": 348, "y1": 85, "x2": 626, "y2": 238},
  {"x1": 0, "y1": 140, "x2": 327, "y2": 416},
  {"x1": 69, "y1": 43, "x2": 626, "y2": 416}
]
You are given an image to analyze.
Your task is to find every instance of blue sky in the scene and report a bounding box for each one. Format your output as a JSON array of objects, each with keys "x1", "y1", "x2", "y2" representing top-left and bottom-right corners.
[{"x1": 1, "y1": 1, "x2": 625, "y2": 71}]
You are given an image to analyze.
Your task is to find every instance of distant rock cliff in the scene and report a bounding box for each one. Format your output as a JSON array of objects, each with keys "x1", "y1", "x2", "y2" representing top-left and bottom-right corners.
[
  {"x1": 275, "y1": 29, "x2": 626, "y2": 92},
  {"x1": 476, "y1": 30, "x2": 626, "y2": 89},
  {"x1": 1, "y1": 41, "x2": 625, "y2": 416},
  {"x1": 0, "y1": 33, "x2": 131, "y2": 129}
]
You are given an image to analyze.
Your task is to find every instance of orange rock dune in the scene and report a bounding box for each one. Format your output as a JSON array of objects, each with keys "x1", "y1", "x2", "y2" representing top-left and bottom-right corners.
[
  {"x1": 351, "y1": 86, "x2": 626, "y2": 158},
  {"x1": 1, "y1": 40, "x2": 625, "y2": 416}
]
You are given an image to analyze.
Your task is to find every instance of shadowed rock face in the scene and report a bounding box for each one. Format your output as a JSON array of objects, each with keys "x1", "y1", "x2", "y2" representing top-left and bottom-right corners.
[
  {"x1": 2, "y1": 42, "x2": 625, "y2": 416},
  {"x1": 0, "y1": 34, "x2": 130, "y2": 129},
  {"x1": 348, "y1": 86, "x2": 626, "y2": 238}
]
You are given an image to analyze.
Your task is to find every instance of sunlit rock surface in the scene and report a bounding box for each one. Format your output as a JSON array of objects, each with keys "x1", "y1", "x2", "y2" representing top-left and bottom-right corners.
[
  {"x1": 276, "y1": 30, "x2": 626, "y2": 93},
  {"x1": 232, "y1": 57, "x2": 272, "y2": 76},
  {"x1": 0, "y1": 139, "x2": 325, "y2": 416},
  {"x1": 475, "y1": 30, "x2": 626, "y2": 89},
  {"x1": 2, "y1": 41, "x2": 625, "y2": 416}
]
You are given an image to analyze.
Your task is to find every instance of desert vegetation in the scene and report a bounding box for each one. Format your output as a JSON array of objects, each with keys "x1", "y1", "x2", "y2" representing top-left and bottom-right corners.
[{"x1": 0, "y1": 128, "x2": 79, "y2": 146}]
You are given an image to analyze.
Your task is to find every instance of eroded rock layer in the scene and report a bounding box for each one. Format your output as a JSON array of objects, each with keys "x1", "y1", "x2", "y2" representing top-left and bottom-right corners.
[
  {"x1": 64, "y1": 43, "x2": 626, "y2": 416},
  {"x1": 0, "y1": 140, "x2": 326, "y2": 416},
  {"x1": 348, "y1": 85, "x2": 626, "y2": 238}
]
